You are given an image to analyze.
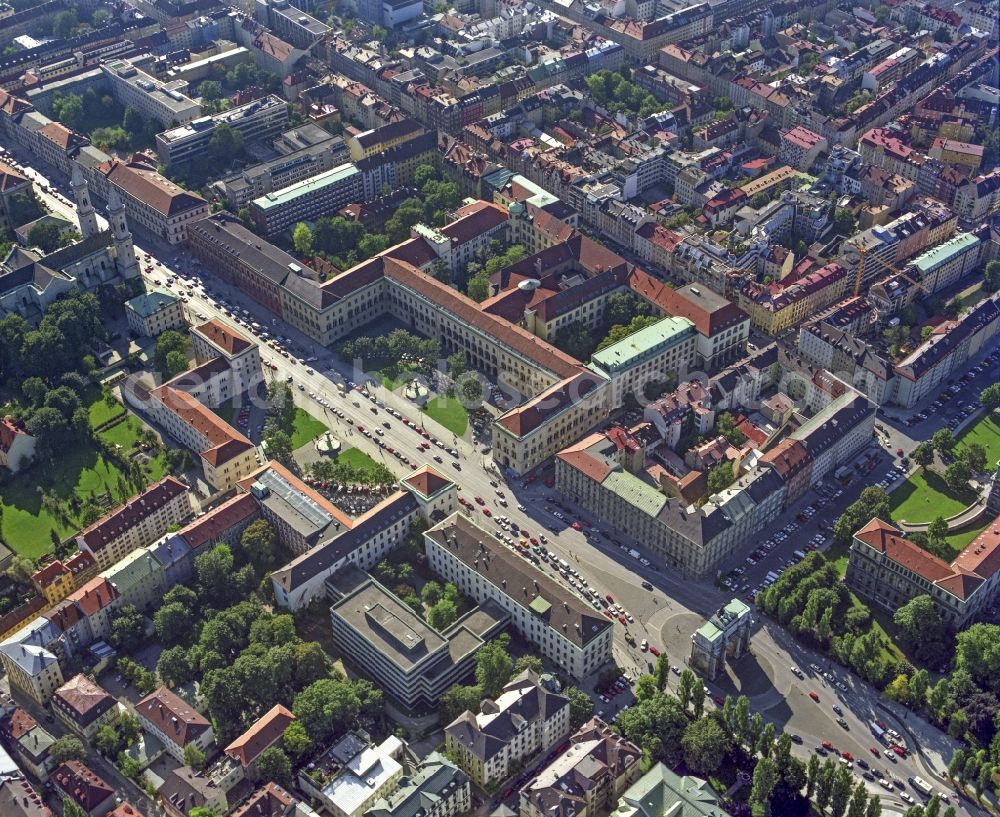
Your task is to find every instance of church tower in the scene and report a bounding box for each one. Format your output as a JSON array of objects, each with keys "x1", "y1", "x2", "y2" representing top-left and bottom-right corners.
[
  {"x1": 107, "y1": 188, "x2": 140, "y2": 280},
  {"x1": 70, "y1": 164, "x2": 99, "y2": 239}
]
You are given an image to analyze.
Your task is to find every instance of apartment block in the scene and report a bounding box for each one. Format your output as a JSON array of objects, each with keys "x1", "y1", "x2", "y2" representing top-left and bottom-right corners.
[
  {"x1": 425, "y1": 514, "x2": 613, "y2": 680},
  {"x1": 51, "y1": 674, "x2": 116, "y2": 740},
  {"x1": 445, "y1": 670, "x2": 570, "y2": 787},
  {"x1": 363, "y1": 753, "x2": 469, "y2": 817},
  {"x1": 251, "y1": 162, "x2": 363, "y2": 237},
  {"x1": 520, "y1": 718, "x2": 642, "y2": 817},
  {"x1": 135, "y1": 686, "x2": 214, "y2": 763},
  {"x1": 75, "y1": 477, "x2": 192, "y2": 571},
  {"x1": 555, "y1": 434, "x2": 785, "y2": 577},
  {"x1": 190, "y1": 319, "x2": 263, "y2": 397}
]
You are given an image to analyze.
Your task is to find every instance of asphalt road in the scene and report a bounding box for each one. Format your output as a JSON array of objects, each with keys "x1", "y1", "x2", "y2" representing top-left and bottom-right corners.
[{"x1": 13, "y1": 152, "x2": 985, "y2": 816}]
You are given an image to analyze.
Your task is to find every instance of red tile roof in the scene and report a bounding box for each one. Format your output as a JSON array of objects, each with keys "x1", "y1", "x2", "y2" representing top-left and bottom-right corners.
[
  {"x1": 496, "y1": 370, "x2": 606, "y2": 438},
  {"x1": 854, "y1": 518, "x2": 984, "y2": 600},
  {"x1": 4, "y1": 708, "x2": 38, "y2": 740},
  {"x1": 951, "y1": 516, "x2": 1000, "y2": 580},
  {"x1": 194, "y1": 319, "x2": 252, "y2": 356},
  {"x1": 67, "y1": 577, "x2": 120, "y2": 616},
  {"x1": 224, "y1": 704, "x2": 295, "y2": 768},
  {"x1": 401, "y1": 466, "x2": 452, "y2": 499},
  {"x1": 0, "y1": 415, "x2": 31, "y2": 453},
  {"x1": 150, "y1": 387, "x2": 254, "y2": 466},
  {"x1": 178, "y1": 493, "x2": 259, "y2": 550},
  {"x1": 53, "y1": 761, "x2": 114, "y2": 813},
  {"x1": 136, "y1": 687, "x2": 211, "y2": 749},
  {"x1": 100, "y1": 160, "x2": 207, "y2": 218},
  {"x1": 78, "y1": 476, "x2": 189, "y2": 552},
  {"x1": 32, "y1": 560, "x2": 71, "y2": 590}
]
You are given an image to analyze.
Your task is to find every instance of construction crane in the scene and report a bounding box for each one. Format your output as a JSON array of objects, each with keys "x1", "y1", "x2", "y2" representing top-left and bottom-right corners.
[{"x1": 852, "y1": 243, "x2": 932, "y2": 298}]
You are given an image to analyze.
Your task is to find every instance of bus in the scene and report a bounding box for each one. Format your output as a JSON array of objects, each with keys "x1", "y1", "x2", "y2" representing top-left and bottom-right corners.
[{"x1": 909, "y1": 776, "x2": 933, "y2": 797}]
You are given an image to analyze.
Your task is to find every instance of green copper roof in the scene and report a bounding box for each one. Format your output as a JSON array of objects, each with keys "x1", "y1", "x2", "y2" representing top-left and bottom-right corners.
[
  {"x1": 590, "y1": 316, "x2": 695, "y2": 375},
  {"x1": 911, "y1": 232, "x2": 979, "y2": 274}
]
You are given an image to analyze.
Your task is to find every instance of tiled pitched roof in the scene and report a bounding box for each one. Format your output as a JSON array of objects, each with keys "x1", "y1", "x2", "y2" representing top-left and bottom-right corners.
[
  {"x1": 53, "y1": 674, "x2": 115, "y2": 723},
  {"x1": 194, "y1": 319, "x2": 252, "y2": 356},
  {"x1": 136, "y1": 686, "x2": 211, "y2": 749},
  {"x1": 178, "y1": 493, "x2": 260, "y2": 550},
  {"x1": 150, "y1": 386, "x2": 254, "y2": 466},
  {"x1": 400, "y1": 466, "x2": 452, "y2": 499},
  {"x1": 101, "y1": 160, "x2": 207, "y2": 218},
  {"x1": 0, "y1": 415, "x2": 31, "y2": 453},
  {"x1": 224, "y1": 704, "x2": 295, "y2": 768},
  {"x1": 53, "y1": 761, "x2": 114, "y2": 812},
  {"x1": 78, "y1": 476, "x2": 188, "y2": 552},
  {"x1": 0, "y1": 776, "x2": 51, "y2": 817}
]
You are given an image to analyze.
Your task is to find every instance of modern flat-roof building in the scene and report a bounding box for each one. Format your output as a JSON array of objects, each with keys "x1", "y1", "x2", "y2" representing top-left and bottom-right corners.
[
  {"x1": 155, "y1": 95, "x2": 289, "y2": 166},
  {"x1": 214, "y1": 135, "x2": 349, "y2": 208},
  {"x1": 251, "y1": 162, "x2": 363, "y2": 237},
  {"x1": 300, "y1": 733, "x2": 405, "y2": 817},
  {"x1": 589, "y1": 316, "x2": 697, "y2": 406},
  {"x1": 101, "y1": 60, "x2": 201, "y2": 126},
  {"x1": 445, "y1": 670, "x2": 570, "y2": 787},
  {"x1": 327, "y1": 567, "x2": 507, "y2": 708},
  {"x1": 425, "y1": 514, "x2": 613, "y2": 680},
  {"x1": 124, "y1": 290, "x2": 186, "y2": 337},
  {"x1": 847, "y1": 517, "x2": 1000, "y2": 628}
]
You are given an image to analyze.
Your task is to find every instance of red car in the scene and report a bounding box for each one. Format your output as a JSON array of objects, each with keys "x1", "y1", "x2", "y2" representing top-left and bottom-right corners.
[
  {"x1": 712, "y1": 695, "x2": 724, "y2": 706},
  {"x1": 571, "y1": 522, "x2": 582, "y2": 531},
  {"x1": 892, "y1": 745, "x2": 906, "y2": 757},
  {"x1": 483, "y1": 508, "x2": 492, "y2": 517},
  {"x1": 869, "y1": 747, "x2": 880, "y2": 757},
  {"x1": 529, "y1": 537, "x2": 538, "y2": 545},
  {"x1": 809, "y1": 691, "x2": 820, "y2": 702},
  {"x1": 603, "y1": 610, "x2": 613, "y2": 619},
  {"x1": 841, "y1": 752, "x2": 854, "y2": 762},
  {"x1": 475, "y1": 496, "x2": 485, "y2": 505},
  {"x1": 618, "y1": 614, "x2": 627, "y2": 624},
  {"x1": 356, "y1": 425, "x2": 365, "y2": 433},
  {"x1": 649, "y1": 646, "x2": 660, "y2": 656},
  {"x1": 821, "y1": 741, "x2": 835, "y2": 751},
  {"x1": 606, "y1": 594, "x2": 614, "y2": 603}
]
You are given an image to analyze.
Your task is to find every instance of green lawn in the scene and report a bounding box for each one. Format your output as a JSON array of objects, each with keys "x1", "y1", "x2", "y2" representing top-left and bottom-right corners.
[
  {"x1": 888, "y1": 468, "x2": 977, "y2": 524},
  {"x1": 956, "y1": 411, "x2": 1000, "y2": 465},
  {"x1": 0, "y1": 448, "x2": 116, "y2": 557},
  {"x1": 944, "y1": 522, "x2": 988, "y2": 552},
  {"x1": 337, "y1": 447, "x2": 384, "y2": 476},
  {"x1": 825, "y1": 539, "x2": 850, "y2": 576},
  {"x1": 87, "y1": 389, "x2": 125, "y2": 428},
  {"x1": 0, "y1": 411, "x2": 169, "y2": 557},
  {"x1": 290, "y1": 408, "x2": 327, "y2": 449},
  {"x1": 98, "y1": 417, "x2": 168, "y2": 483},
  {"x1": 421, "y1": 395, "x2": 468, "y2": 437}
]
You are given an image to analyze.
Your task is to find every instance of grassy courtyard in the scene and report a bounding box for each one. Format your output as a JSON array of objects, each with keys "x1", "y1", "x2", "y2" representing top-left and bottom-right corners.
[
  {"x1": 421, "y1": 394, "x2": 469, "y2": 437},
  {"x1": 290, "y1": 408, "x2": 328, "y2": 450},
  {"x1": 956, "y1": 411, "x2": 1000, "y2": 465},
  {"x1": 0, "y1": 394, "x2": 170, "y2": 558},
  {"x1": 337, "y1": 447, "x2": 385, "y2": 476},
  {"x1": 887, "y1": 468, "x2": 977, "y2": 524}
]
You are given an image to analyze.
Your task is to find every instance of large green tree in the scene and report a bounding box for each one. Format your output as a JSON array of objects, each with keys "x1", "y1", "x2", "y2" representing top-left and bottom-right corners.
[
  {"x1": 833, "y1": 487, "x2": 890, "y2": 543},
  {"x1": 615, "y1": 692, "x2": 687, "y2": 765},
  {"x1": 475, "y1": 636, "x2": 513, "y2": 698},
  {"x1": 681, "y1": 717, "x2": 732, "y2": 773}
]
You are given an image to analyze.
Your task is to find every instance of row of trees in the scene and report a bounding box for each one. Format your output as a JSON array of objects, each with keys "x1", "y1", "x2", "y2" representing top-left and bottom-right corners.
[
  {"x1": 337, "y1": 328, "x2": 441, "y2": 370},
  {"x1": 308, "y1": 457, "x2": 395, "y2": 488}
]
